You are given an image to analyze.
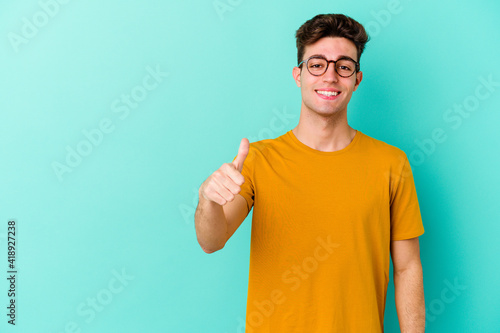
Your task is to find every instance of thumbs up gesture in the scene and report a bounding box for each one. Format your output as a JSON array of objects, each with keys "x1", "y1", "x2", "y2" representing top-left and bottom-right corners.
[
  {"x1": 232, "y1": 138, "x2": 250, "y2": 172},
  {"x1": 200, "y1": 138, "x2": 250, "y2": 206}
]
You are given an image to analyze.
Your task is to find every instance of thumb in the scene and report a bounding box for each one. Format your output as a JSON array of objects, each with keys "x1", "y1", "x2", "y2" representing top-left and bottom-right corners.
[{"x1": 232, "y1": 138, "x2": 249, "y2": 172}]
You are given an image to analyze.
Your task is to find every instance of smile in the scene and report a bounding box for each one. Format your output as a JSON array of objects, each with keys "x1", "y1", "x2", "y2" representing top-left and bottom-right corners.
[{"x1": 315, "y1": 90, "x2": 341, "y2": 100}]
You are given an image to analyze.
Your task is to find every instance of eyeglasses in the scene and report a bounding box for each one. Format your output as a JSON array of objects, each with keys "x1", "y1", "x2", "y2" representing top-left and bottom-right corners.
[{"x1": 298, "y1": 55, "x2": 360, "y2": 78}]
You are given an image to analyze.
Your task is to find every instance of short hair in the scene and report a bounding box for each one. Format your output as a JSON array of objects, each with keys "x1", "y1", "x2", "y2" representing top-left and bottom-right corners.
[{"x1": 295, "y1": 14, "x2": 369, "y2": 66}]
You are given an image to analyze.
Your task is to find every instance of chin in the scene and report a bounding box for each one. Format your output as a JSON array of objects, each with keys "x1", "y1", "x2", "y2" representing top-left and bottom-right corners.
[
  {"x1": 315, "y1": 105, "x2": 343, "y2": 115},
  {"x1": 310, "y1": 109, "x2": 338, "y2": 118}
]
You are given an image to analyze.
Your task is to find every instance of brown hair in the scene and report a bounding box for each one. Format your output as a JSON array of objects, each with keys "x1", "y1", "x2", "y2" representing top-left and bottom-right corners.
[{"x1": 295, "y1": 14, "x2": 369, "y2": 66}]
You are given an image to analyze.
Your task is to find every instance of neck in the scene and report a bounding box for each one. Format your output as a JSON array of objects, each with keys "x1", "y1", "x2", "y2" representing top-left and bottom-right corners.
[{"x1": 292, "y1": 105, "x2": 356, "y2": 152}]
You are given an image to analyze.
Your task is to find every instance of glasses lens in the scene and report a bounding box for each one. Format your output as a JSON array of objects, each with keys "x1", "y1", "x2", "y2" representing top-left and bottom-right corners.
[
  {"x1": 307, "y1": 57, "x2": 328, "y2": 75},
  {"x1": 336, "y1": 59, "x2": 356, "y2": 77}
]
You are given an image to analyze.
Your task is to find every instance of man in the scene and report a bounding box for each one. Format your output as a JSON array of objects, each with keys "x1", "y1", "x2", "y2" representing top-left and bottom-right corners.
[{"x1": 195, "y1": 13, "x2": 425, "y2": 333}]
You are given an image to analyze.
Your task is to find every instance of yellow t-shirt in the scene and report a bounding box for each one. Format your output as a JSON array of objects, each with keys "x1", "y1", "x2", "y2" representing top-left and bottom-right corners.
[{"x1": 232, "y1": 129, "x2": 424, "y2": 333}]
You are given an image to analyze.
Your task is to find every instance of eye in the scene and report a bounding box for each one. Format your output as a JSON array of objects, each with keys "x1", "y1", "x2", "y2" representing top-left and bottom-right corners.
[
  {"x1": 336, "y1": 59, "x2": 356, "y2": 73},
  {"x1": 308, "y1": 59, "x2": 326, "y2": 68}
]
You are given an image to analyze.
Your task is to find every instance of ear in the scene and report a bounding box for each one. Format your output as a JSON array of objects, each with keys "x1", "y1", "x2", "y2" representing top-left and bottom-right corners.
[
  {"x1": 293, "y1": 66, "x2": 302, "y2": 87},
  {"x1": 353, "y1": 71, "x2": 363, "y2": 91}
]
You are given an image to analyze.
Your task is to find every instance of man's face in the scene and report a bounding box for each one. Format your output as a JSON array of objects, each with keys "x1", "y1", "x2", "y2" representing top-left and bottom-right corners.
[{"x1": 293, "y1": 37, "x2": 363, "y2": 118}]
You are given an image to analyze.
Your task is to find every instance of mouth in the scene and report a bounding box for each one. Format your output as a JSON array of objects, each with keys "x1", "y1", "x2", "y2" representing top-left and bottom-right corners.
[{"x1": 315, "y1": 89, "x2": 341, "y2": 100}]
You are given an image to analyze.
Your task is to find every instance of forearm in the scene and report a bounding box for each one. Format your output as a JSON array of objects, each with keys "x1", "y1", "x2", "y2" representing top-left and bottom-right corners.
[
  {"x1": 194, "y1": 193, "x2": 228, "y2": 253},
  {"x1": 394, "y1": 263, "x2": 425, "y2": 333}
]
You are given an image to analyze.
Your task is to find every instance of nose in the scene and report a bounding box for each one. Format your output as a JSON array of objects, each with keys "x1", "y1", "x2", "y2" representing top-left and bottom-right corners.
[{"x1": 322, "y1": 63, "x2": 339, "y2": 83}]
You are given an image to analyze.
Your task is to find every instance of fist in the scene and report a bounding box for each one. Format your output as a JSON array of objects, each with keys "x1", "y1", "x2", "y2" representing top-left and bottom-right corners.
[{"x1": 200, "y1": 138, "x2": 250, "y2": 206}]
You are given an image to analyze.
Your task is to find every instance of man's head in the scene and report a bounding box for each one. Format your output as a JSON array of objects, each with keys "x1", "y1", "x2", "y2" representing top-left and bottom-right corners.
[
  {"x1": 293, "y1": 14, "x2": 369, "y2": 118},
  {"x1": 295, "y1": 14, "x2": 369, "y2": 66}
]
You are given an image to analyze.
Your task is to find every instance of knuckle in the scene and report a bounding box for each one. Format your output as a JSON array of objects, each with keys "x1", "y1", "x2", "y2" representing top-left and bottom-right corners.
[
  {"x1": 213, "y1": 171, "x2": 225, "y2": 182},
  {"x1": 208, "y1": 184, "x2": 221, "y2": 198},
  {"x1": 203, "y1": 187, "x2": 215, "y2": 200}
]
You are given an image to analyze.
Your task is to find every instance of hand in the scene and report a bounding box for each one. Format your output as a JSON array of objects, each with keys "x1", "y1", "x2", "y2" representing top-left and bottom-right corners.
[{"x1": 200, "y1": 138, "x2": 250, "y2": 206}]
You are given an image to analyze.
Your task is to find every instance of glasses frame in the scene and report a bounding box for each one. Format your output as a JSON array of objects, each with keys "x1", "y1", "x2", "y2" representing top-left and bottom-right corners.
[{"x1": 298, "y1": 55, "x2": 360, "y2": 78}]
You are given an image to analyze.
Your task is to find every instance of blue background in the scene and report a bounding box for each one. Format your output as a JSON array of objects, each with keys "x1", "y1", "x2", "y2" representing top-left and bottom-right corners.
[{"x1": 1, "y1": 0, "x2": 499, "y2": 332}]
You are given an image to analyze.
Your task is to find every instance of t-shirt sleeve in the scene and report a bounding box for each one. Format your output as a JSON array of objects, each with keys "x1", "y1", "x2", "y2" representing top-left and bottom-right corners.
[
  {"x1": 231, "y1": 145, "x2": 255, "y2": 213},
  {"x1": 390, "y1": 154, "x2": 425, "y2": 241}
]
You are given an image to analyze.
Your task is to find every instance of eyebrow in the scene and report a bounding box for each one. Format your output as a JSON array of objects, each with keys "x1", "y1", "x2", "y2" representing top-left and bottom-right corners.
[{"x1": 310, "y1": 54, "x2": 357, "y2": 63}]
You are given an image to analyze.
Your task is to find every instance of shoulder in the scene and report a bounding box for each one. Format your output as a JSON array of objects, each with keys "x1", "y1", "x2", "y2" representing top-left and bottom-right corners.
[
  {"x1": 358, "y1": 131, "x2": 408, "y2": 166},
  {"x1": 247, "y1": 132, "x2": 289, "y2": 159}
]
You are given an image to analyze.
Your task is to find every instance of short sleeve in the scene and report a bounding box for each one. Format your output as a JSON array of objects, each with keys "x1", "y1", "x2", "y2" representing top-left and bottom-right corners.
[
  {"x1": 231, "y1": 145, "x2": 255, "y2": 213},
  {"x1": 390, "y1": 154, "x2": 425, "y2": 241}
]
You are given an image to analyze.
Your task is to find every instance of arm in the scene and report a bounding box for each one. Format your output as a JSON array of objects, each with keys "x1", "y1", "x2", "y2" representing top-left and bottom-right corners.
[
  {"x1": 195, "y1": 192, "x2": 248, "y2": 253},
  {"x1": 391, "y1": 237, "x2": 425, "y2": 333},
  {"x1": 194, "y1": 138, "x2": 250, "y2": 254}
]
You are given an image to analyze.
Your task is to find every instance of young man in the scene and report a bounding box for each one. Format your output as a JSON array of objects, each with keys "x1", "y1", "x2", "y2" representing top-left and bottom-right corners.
[{"x1": 195, "y1": 14, "x2": 425, "y2": 333}]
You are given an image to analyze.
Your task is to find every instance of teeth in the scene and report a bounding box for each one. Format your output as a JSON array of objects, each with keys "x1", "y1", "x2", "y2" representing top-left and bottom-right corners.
[{"x1": 317, "y1": 90, "x2": 339, "y2": 96}]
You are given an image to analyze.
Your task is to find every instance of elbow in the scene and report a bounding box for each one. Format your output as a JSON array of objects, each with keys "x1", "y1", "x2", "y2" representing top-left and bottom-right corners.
[
  {"x1": 202, "y1": 247, "x2": 217, "y2": 254},
  {"x1": 201, "y1": 244, "x2": 224, "y2": 254},
  {"x1": 198, "y1": 237, "x2": 226, "y2": 254},
  {"x1": 195, "y1": 229, "x2": 227, "y2": 254}
]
